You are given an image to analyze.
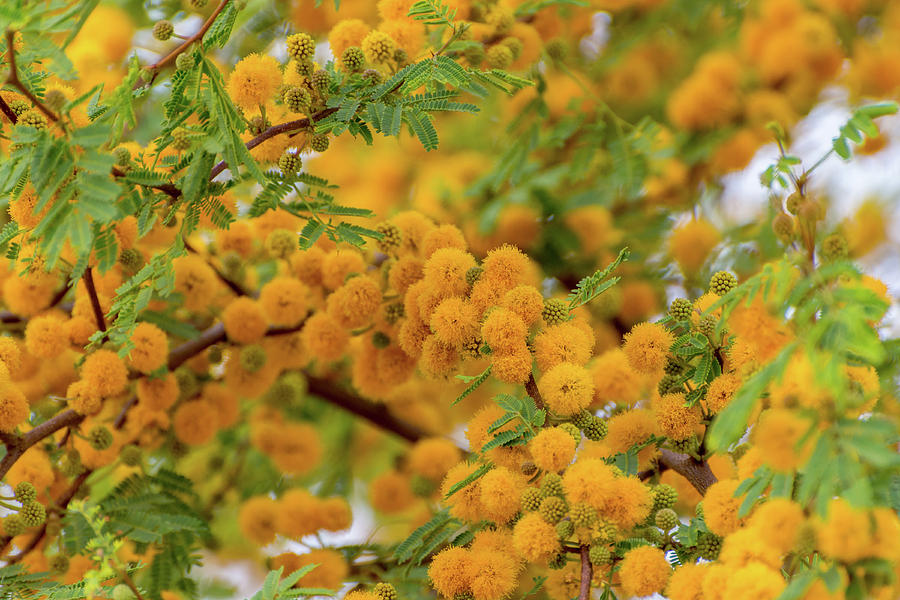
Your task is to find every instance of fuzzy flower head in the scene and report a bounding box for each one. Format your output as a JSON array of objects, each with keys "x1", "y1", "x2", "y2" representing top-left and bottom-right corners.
[
  {"x1": 529, "y1": 426, "x2": 577, "y2": 473},
  {"x1": 669, "y1": 218, "x2": 721, "y2": 274},
  {"x1": 227, "y1": 53, "x2": 283, "y2": 111},
  {"x1": 128, "y1": 322, "x2": 168, "y2": 374},
  {"x1": 538, "y1": 362, "x2": 594, "y2": 416},
  {"x1": 300, "y1": 312, "x2": 349, "y2": 363},
  {"x1": 501, "y1": 285, "x2": 544, "y2": 326},
  {"x1": 172, "y1": 400, "x2": 219, "y2": 446},
  {"x1": 655, "y1": 392, "x2": 703, "y2": 441},
  {"x1": 666, "y1": 563, "x2": 710, "y2": 600},
  {"x1": 429, "y1": 297, "x2": 478, "y2": 349},
  {"x1": 238, "y1": 495, "x2": 280, "y2": 546},
  {"x1": 223, "y1": 297, "x2": 268, "y2": 344},
  {"x1": 590, "y1": 349, "x2": 643, "y2": 406},
  {"x1": 441, "y1": 461, "x2": 485, "y2": 522},
  {"x1": 753, "y1": 408, "x2": 814, "y2": 472},
  {"x1": 429, "y1": 546, "x2": 472, "y2": 598},
  {"x1": 533, "y1": 322, "x2": 593, "y2": 371},
  {"x1": 327, "y1": 275, "x2": 381, "y2": 329},
  {"x1": 406, "y1": 437, "x2": 462, "y2": 484},
  {"x1": 623, "y1": 321, "x2": 674, "y2": 373},
  {"x1": 482, "y1": 244, "x2": 531, "y2": 291},
  {"x1": 478, "y1": 466, "x2": 525, "y2": 524},
  {"x1": 491, "y1": 347, "x2": 533, "y2": 384},
  {"x1": 480, "y1": 307, "x2": 527, "y2": 354},
  {"x1": 24, "y1": 314, "x2": 67, "y2": 359},
  {"x1": 0, "y1": 382, "x2": 29, "y2": 433},
  {"x1": 259, "y1": 276, "x2": 309, "y2": 327},
  {"x1": 619, "y1": 546, "x2": 671, "y2": 598},
  {"x1": 703, "y1": 478, "x2": 744, "y2": 536},
  {"x1": 81, "y1": 349, "x2": 128, "y2": 398},
  {"x1": 512, "y1": 512, "x2": 560, "y2": 563},
  {"x1": 466, "y1": 549, "x2": 519, "y2": 600},
  {"x1": 423, "y1": 248, "x2": 476, "y2": 296},
  {"x1": 747, "y1": 498, "x2": 805, "y2": 555}
]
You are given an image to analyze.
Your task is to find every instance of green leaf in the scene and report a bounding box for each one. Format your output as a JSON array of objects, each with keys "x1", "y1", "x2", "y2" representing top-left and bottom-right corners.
[{"x1": 452, "y1": 365, "x2": 491, "y2": 406}]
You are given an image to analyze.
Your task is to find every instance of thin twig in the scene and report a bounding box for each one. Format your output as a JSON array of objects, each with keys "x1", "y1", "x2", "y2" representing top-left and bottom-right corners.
[
  {"x1": 4, "y1": 29, "x2": 60, "y2": 123},
  {"x1": 184, "y1": 238, "x2": 249, "y2": 297},
  {"x1": 0, "y1": 95, "x2": 17, "y2": 122},
  {"x1": 139, "y1": 0, "x2": 231, "y2": 83},
  {"x1": 82, "y1": 268, "x2": 108, "y2": 334}
]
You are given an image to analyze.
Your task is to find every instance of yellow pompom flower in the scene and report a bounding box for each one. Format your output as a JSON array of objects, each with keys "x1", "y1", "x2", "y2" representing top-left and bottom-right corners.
[
  {"x1": 430, "y1": 297, "x2": 478, "y2": 349},
  {"x1": 703, "y1": 479, "x2": 744, "y2": 536},
  {"x1": 128, "y1": 322, "x2": 169, "y2": 374},
  {"x1": 704, "y1": 372, "x2": 741, "y2": 414},
  {"x1": 423, "y1": 248, "x2": 476, "y2": 296},
  {"x1": 622, "y1": 321, "x2": 674, "y2": 373},
  {"x1": 320, "y1": 249, "x2": 365, "y2": 290},
  {"x1": 0, "y1": 382, "x2": 29, "y2": 433},
  {"x1": 238, "y1": 496, "x2": 280, "y2": 546},
  {"x1": 748, "y1": 498, "x2": 805, "y2": 555},
  {"x1": 81, "y1": 349, "x2": 128, "y2": 398},
  {"x1": 482, "y1": 244, "x2": 530, "y2": 291},
  {"x1": 619, "y1": 546, "x2": 671, "y2": 598},
  {"x1": 0, "y1": 336, "x2": 22, "y2": 372},
  {"x1": 603, "y1": 408, "x2": 660, "y2": 468},
  {"x1": 590, "y1": 349, "x2": 643, "y2": 406},
  {"x1": 277, "y1": 488, "x2": 323, "y2": 538},
  {"x1": 561, "y1": 458, "x2": 617, "y2": 512},
  {"x1": 273, "y1": 549, "x2": 348, "y2": 590},
  {"x1": 172, "y1": 400, "x2": 218, "y2": 445},
  {"x1": 512, "y1": 512, "x2": 560, "y2": 563},
  {"x1": 529, "y1": 427, "x2": 576, "y2": 473},
  {"x1": 326, "y1": 275, "x2": 381, "y2": 329},
  {"x1": 669, "y1": 218, "x2": 721, "y2": 274},
  {"x1": 421, "y1": 224, "x2": 467, "y2": 259},
  {"x1": 478, "y1": 466, "x2": 525, "y2": 524},
  {"x1": 226, "y1": 53, "x2": 283, "y2": 111},
  {"x1": 501, "y1": 285, "x2": 544, "y2": 326},
  {"x1": 753, "y1": 408, "x2": 813, "y2": 472},
  {"x1": 817, "y1": 498, "x2": 872, "y2": 563},
  {"x1": 666, "y1": 563, "x2": 710, "y2": 600},
  {"x1": 24, "y1": 314, "x2": 67, "y2": 359},
  {"x1": 480, "y1": 308, "x2": 527, "y2": 354},
  {"x1": 654, "y1": 392, "x2": 703, "y2": 441},
  {"x1": 717, "y1": 527, "x2": 782, "y2": 569},
  {"x1": 388, "y1": 256, "x2": 424, "y2": 293},
  {"x1": 466, "y1": 549, "x2": 519, "y2": 600},
  {"x1": 533, "y1": 322, "x2": 593, "y2": 371},
  {"x1": 329, "y1": 19, "x2": 370, "y2": 58},
  {"x1": 538, "y1": 362, "x2": 594, "y2": 416},
  {"x1": 419, "y1": 335, "x2": 460, "y2": 378},
  {"x1": 491, "y1": 347, "x2": 533, "y2": 384},
  {"x1": 223, "y1": 297, "x2": 268, "y2": 344},
  {"x1": 300, "y1": 312, "x2": 349, "y2": 362},
  {"x1": 429, "y1": 546, "x2": 472, "y2": 598},
  {"x1": 722, "y1": 562, "x2": 785, "y2": 600},
  {"x1": 259, "y1": 276, "x2": 309, "y2": 327},
  {"x1": 407, "y1": 437, "x2": 462, "y2": 483},
  {"x1": 370, "y1": 470, "x2": 417, "y2": 513},
  {"x1": 136, "y1": 372, "x2": 179, "y2": 411},
  {"x1": 603, "y1": 475, "x2": 653, "y2": 530},
  {"x1": 441, "y1": 461, "x2": 485, "y2": 521}
]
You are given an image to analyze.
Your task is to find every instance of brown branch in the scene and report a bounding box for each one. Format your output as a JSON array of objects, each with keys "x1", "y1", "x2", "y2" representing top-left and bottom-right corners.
[
  {"x1": 4, "y1": 30, "x2": 60, "y2": 123},
  {"x1": 579, "y1": 545, "x2": 592, "y2": 600},
  {"x1": 306, "y1": 374, "x2": 426, "y2": 443},
  {"x1": 0, "y1": 95, "x2": 17, "y2": 123},
  {"x1": 167, "y1": 322, "x2": 226, "y2": 370},
  {"x1": 657, "y1": 449, "x2": 717, "y2": 496},
  {"x1": 207, "y1": 107, "x2": 339, "y2": 182},
  {"x1": 111, "y1": 165, "x2": 180, "y2": 199},
  {"x1": 0, "y1": 409, "x2": 85, "y2": 481},
  {"x1": 141, "y1": 0, "x2": 231, "y2": 78},
  {"x1": 82, "y1": 268, "x2": 108, "y2": 336}
]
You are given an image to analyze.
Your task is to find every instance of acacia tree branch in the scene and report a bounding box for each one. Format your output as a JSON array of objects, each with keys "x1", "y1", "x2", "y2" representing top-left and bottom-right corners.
[
  {"x1": 0, "y1": 409, "x2": 85, "y2": 481},
  {"x1": 0, "y1": 95, "x2": 17, "y2": 122},
  {"x1": 183, "y1": 238, "x2": 249, "y2": 297},
  {"x1": 579, "y1": 545, "x2": 593, "y2": 600},
  {"x1": 82, "y1": 268, "x2": 108, "y2": 335},
  {"x1": 657, "y1": 449, "x2": 717, "y2": 495},
  {"x1": 306, "y1": 375, "x2": 427, "y2": 443},
  {"x1": 140, "y1": 0, "x2": 231, "y2": 80},
  {"x1": 524, "y1": 373, "x2": 544, "y2": 410},
  {"x1": 4, "y1": 30, "x2": 60, "y2": 123}
]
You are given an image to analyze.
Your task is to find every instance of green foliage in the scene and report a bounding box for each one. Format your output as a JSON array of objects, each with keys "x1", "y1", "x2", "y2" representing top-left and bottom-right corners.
[
  {"x1": 566, "y1": 247, "x2": 629, "y2": 310},
  {"x1": 453, "y1": 365, "x2": 493, "y2": 406},
  {"x1": 832, "y1": 102, "x2": 898, "y2": 160}
]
